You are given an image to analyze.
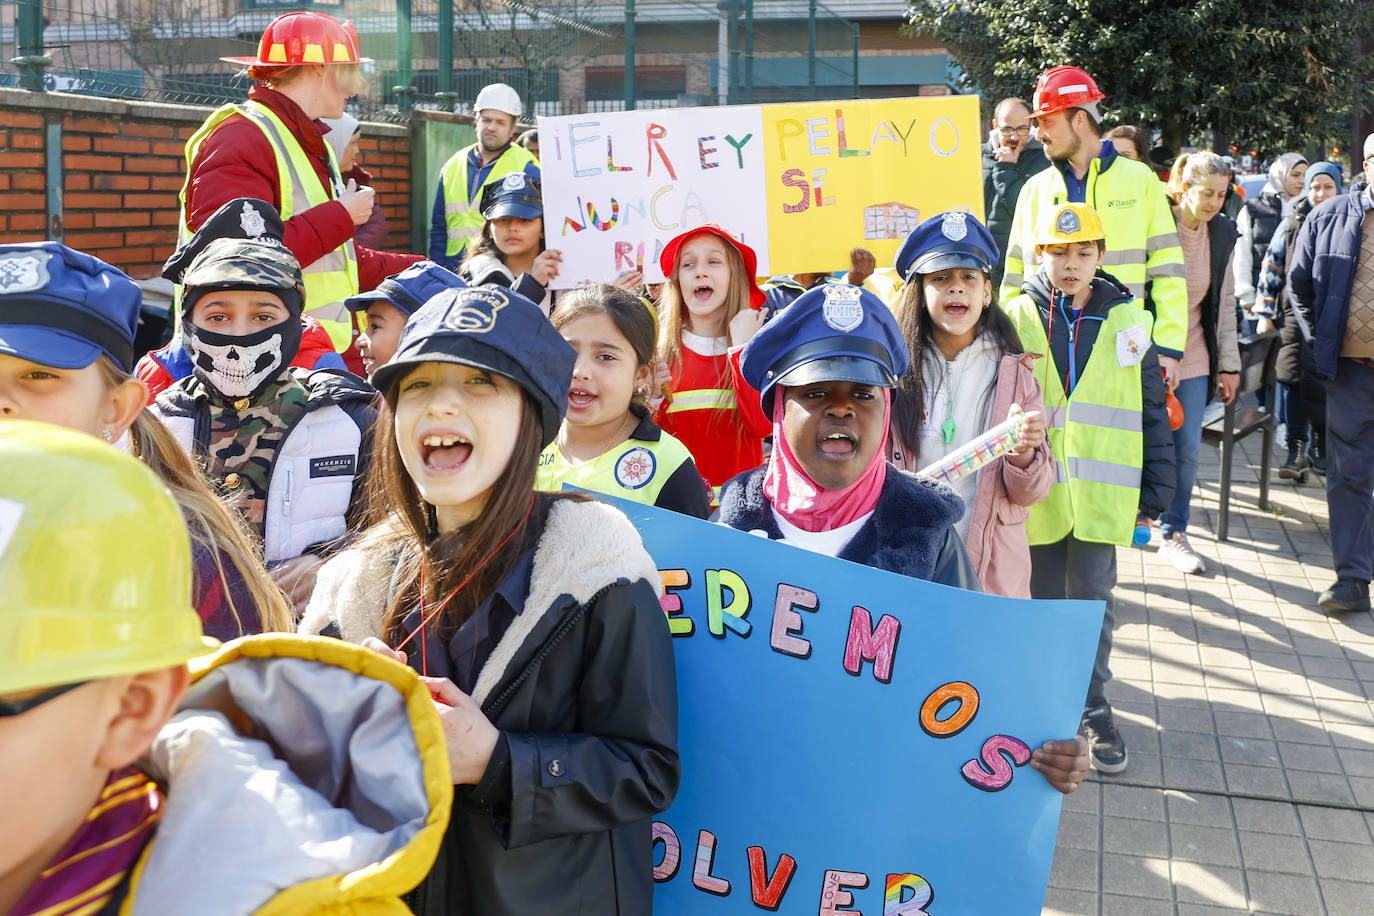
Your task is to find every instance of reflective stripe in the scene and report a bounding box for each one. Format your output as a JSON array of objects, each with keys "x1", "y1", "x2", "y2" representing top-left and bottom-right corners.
[
  {"x1": 665, "y1": 389, "x2": 736, "y2": 413},
  {"x1": 1101, "y1": 248, "x2": 1145, "y2": 267},
  {"x1": 1146, "y1": 231, "x2": 1180, "y2": 253},
  {"x1": 1066, "y1": 456, "x2": 1141, "y2": 488},
  {"x1": 1053, "y1": 461, "x2": 1069, "y2": 484},
  {"x1": 1070, "y1": 402, "x2": 1140, "y2": 432},
  {"x1": 1148, "y1": 262, "x2": 1188, "y2": 279}
]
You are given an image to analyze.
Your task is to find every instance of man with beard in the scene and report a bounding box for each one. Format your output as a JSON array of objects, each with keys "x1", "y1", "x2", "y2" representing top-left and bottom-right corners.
[
  {"x1": 154, "y1": 198, "x2": 376, "y2": 612},
  {"x1": 430, "y1": 83, "x2": 542, "y2": 268},
  {"x1": 1000, "y1": 66, "x2": 1188, "y2": 387},
  {"x1": 983, "y1": 97, "x2": 1048, "y2": 286}
]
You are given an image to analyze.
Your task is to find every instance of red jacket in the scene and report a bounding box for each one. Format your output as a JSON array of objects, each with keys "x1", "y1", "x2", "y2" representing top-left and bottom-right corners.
[{"x1": 183, "y1": 85, "x2": 421, "y2": 292}]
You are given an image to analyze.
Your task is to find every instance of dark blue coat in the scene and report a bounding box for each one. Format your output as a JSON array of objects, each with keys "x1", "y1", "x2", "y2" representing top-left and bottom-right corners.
[
  {"x1": 717, "y1": 463, "x2": 980, "y2": 590},
  {"x1": 1288, "y1": 190, "x2": 1370, "y2": 379}
]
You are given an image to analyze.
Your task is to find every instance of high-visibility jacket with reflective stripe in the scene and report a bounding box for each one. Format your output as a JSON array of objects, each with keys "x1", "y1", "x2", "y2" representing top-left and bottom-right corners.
[
  {"x1": 1005, "y1": 295, "x2": 1152, "y2": 546},
  {"x1": 180, "y1": 101, "x2": 360, "y2": 352},
  {"x1": 437, "y1": 143, "x2": 538, "y2": 258},
  {"x1": 1000, "y1": 153, "x2": 1187, "y2": 360}
]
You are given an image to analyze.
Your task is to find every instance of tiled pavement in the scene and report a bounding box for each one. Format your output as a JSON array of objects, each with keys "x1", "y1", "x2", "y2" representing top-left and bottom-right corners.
[{"x1": 1043, "y1": 433, "x2": 1374, "y2": 915}]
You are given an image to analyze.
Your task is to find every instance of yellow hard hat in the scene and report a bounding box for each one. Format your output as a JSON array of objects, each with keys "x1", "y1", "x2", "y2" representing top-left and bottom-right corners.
[
  {"x1": 1037, "y1": 202, "x2": 1106, "y2": 247},
  {"x1": 0, "y1": 421, "x2": 215, "y2": 695}
]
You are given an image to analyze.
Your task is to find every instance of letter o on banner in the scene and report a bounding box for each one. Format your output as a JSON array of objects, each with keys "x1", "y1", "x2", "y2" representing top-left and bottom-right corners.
[
  {"x1": 919, "y1": 680, "x2": 979, "y2": 737},
  {"x1": 929, "y1": 117, "x2": 959, "y2": 158}
]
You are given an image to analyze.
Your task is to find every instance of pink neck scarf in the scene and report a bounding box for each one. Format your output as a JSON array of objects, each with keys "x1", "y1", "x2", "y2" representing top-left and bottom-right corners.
[{"x1": 763, "y1": 387, "x2": 890, "y2": 533}]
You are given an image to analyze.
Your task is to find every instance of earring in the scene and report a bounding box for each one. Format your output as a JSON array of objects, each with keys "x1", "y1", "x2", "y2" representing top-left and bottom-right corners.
[{"x1": 101, "y1": 428, "x2": 113, "y2": 442}]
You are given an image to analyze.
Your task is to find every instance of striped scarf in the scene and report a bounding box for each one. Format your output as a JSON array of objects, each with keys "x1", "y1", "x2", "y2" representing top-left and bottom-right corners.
[{"x1": 11, "y1": 767, "x2": 162, "y2": 916}]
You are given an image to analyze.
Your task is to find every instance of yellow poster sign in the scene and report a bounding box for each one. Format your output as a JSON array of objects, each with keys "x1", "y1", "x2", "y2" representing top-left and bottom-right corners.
[{"x1": 760, "y1": 96, "x2": 983, "y2": 275}]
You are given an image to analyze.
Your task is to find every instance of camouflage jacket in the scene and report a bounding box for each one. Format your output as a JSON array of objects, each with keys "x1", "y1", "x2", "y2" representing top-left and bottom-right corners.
[{"x1": 154, "y1": 367, "x2": 377, "y2": 563}]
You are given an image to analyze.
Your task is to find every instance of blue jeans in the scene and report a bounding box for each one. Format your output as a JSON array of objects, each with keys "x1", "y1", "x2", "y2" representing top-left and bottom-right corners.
[
  {"x1": 1161, "y1": 376, "x2": 1209, "y2": 537},
  {"x1": 1281, "y1": 381, "x2": 1309, "y2": 445}
]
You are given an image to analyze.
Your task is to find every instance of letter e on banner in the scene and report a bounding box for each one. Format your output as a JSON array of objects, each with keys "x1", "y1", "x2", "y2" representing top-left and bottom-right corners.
[
  {"x1": 770, "y1": 583, "x2": 817, "y2": 658},
  {"x1": 819, "y1": 870, "x2": 869, "y2": 914}
]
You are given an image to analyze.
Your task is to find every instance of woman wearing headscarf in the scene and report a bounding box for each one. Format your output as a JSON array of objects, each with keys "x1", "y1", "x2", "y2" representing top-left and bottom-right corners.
[
  {"x1": 1233, "y1": 153, "x2": 1307, "y2": 328},
  {"x1": 1255, "y1": 160, "x2": 1344, "y2": 479}
]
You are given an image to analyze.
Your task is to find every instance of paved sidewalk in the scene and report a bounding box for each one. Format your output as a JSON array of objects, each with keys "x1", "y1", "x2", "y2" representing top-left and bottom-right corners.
[{"x1": 1043, "y1": 433, "x2": 1374, "y2": 915}]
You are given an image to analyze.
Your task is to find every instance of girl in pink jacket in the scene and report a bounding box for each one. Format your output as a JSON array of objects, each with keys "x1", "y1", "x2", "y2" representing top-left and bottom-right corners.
[{"x1": 886, "y1": 211, "x2": 1054, "y2": 598}]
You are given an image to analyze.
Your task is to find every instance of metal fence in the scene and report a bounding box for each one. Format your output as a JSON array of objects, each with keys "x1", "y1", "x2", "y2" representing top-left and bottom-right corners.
[{"x1": 1, "y1": 0, "x2": 861, "y2": 120}]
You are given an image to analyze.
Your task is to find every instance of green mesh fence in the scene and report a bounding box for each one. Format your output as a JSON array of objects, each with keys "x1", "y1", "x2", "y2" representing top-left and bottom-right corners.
[{"x1": 1, "y1": 0, "x2": 860, "y2": 119}]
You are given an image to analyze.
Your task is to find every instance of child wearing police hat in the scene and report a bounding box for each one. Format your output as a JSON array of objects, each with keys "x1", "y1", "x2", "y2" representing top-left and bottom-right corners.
[
  {"x1": 300, "y1": 284, "x2": 680, "y2": 915},
  {"x1": 720, "y1": 283, "x2": 1089, "y2": 792},
  {"x1": 0, "y1": 421, "x2": 451, "y2": 915},
  {"x1": 460, "y1": 173, "x2": 562, "y2": 313},
  {"x1": 0, "y1": 240, "x2": 291, "y2": 638},
  {"x1": 346, "y1": 259, "x2": 466, "y2": 379},
  {"x1": 888, "y1": 210, "x2": 1053, "y2": 599},
  {"x1": 1001, "y1": 201, "x2": 1176, "y2": 775},
  {"x1": 152, "y1": 197, "x2": 377, "y2": 612}
]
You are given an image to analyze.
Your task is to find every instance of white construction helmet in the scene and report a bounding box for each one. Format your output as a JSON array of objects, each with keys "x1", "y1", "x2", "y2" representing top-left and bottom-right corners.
[{"x1": 474, "y1": 82, "x2": 523, "y2": 118}]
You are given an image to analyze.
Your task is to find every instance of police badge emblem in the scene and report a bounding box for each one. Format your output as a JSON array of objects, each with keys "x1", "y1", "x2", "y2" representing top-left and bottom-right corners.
[
  {"x1": 941, "y1": 210, "x2": 968, "y2": 241},
  {"x1": 502, "y1": 173, "x2": 527, "y2": 191},
  {"x1": 614, "y1": 447, "x2": 657, "y2": 490},
  {"x1": 441, "y1": 287, "x2": 509, "y2": 334},
  {"x1": 821, "y1": 284, "x2": 864, "y2": 332},
  {"x1": 0, "y1": 251, "x2": 50, "y2": 293},
  {"x1": 239, "y1": 201, "x2": 268, "y2": 238}
]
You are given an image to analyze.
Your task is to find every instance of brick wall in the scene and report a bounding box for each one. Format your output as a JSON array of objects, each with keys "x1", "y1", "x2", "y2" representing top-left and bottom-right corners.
[{"x1": 0, "y1": 88, "x2": 414, "y2": 280}]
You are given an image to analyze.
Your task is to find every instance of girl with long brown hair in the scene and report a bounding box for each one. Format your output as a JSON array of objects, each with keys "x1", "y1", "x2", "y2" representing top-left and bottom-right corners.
[{"x1": 300, "y1": 285, "x2": 679, "y2": 915}]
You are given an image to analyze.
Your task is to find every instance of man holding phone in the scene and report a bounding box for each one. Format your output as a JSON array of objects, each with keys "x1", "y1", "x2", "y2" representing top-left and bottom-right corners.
[{"x1": 983, "y1": 98, "x2": 1048, "y2": 285}]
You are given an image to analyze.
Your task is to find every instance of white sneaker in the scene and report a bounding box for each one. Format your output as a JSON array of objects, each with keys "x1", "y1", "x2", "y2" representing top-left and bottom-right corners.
[{"x1": 1159, "y1": 531, "x2": 1205, "y2": 574}]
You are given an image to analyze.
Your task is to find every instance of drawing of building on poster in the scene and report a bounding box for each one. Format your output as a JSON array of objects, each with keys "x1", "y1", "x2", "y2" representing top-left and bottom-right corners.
[{"x1": 864, "y1": 201, "x2": 921, "y2": 240}]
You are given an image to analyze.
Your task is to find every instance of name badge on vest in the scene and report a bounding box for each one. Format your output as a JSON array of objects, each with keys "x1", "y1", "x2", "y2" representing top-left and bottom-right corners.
[
  {"x1": 1116, "y1": 325, "x2": 1148, "y2": 368},
  {"x1": 310, "y1": 455, "x2": 357, "y2": 478}
]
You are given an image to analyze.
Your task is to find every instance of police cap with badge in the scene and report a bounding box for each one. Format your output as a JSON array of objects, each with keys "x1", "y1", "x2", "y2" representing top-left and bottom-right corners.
[
  {"x1": 894, "y1": 209, "x2": 1001, "y2": 281},
  {"x1": 346, "y1": 261, "x2": 466, "y2": 317},
  {"x1": 0, "y1": 242, "x2": 142, "y2": 372},
  {"x1": 371, "y1": 285, "x2": 575, "y2": 447},
  {"x1": 480, "y1": 173, "x2": 542, "y2": 221},
  {"x1": 162, "y1": 197, "x2": 304, "y2": 317},
  {"x1": 739, "y1": 283, "x2": 910, "y2": 410}
]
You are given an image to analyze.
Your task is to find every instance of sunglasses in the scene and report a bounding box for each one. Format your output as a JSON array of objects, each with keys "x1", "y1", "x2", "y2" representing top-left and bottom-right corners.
[{"x1": 0, "y1": 681, "x2": 89, "y2": 717}]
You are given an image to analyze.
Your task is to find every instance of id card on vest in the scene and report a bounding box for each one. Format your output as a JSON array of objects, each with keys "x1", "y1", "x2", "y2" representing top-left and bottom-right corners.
[{"x1": 1116, "y1": 324, "x2": 1149, "y2": 367}]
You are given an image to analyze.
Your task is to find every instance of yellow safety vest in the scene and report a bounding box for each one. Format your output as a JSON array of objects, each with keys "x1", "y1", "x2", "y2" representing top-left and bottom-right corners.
[
  {"x1": 437, "y1": 143, "x2": 538, "y2": 258},
  {"x1": 999, "y1": 154, "x2": 1187, "y2": 360},
  {"x1": 1005, "y1": 295, "x2": 1153, "y2": 546},
  {"x1": 536, "y1": 431, "x2": 697, "y2": 508},
  {"x1": 180, "y1": 101, "x2": 360, "y2": 352}
]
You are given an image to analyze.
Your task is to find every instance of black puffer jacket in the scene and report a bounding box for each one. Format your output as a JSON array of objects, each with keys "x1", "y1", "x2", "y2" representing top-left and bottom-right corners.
[
  {"x1": 1015, "y1": 270, "x2": 1176, "y2": 519},
  {"x1": 717, "y1": 463, "x2": 982, "y2": 590}
]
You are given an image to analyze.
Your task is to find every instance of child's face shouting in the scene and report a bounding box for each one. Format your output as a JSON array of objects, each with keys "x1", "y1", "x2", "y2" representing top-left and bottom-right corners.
[
  {"x1": 781, "y1": 381, "x2": 886, "y2": 491},
  {"x1": 676, "y1": 235, "x2": 733, "y2": 336},
  {"x1": 560, "y1": 310, "x2": 651, "y2": 435},
  {"x1": 922, "y1": 267, "x2": 991, "y2": 356},
  {"x1": 1038, "y1": 241, "x2": 1104, "y2": 300},
  {"x1": 393, "y1": 362, "x2": 524, "y2": 533}
]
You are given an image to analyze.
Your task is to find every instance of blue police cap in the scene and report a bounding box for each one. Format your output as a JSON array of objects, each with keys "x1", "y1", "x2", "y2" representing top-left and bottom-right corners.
[
  {"x1": 346, "y1": 260, "x2": 467, "y2": 315},
  {"x1": 480, "y1": 173, "x2": 543, "y2": 221},
  {"x1": 0, "y1": 242, "x2": 140, "y2": 372},
  {"x1": 739, "y1": 283, "x2": 910, "y2": 411},
  {"x1": 370, "y1": 285, "x2": 575, "y2": 447},
  {"x1": 162, "y1": 198, "x2": 286, "y2": 284},
  {"x1": 894, "y1": 210, "x2": 1001, "y2": 281}
]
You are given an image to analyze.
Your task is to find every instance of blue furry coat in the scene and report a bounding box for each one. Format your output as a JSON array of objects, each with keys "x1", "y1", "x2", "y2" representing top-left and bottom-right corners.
[{"x1": 717, "y1": 463, "x2": 981, "y2": 590}]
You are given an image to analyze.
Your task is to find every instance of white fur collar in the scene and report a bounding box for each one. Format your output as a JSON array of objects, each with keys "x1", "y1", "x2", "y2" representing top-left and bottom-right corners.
[{"x1": 300, "y1": 499, "x2": 662, "y2": 707}]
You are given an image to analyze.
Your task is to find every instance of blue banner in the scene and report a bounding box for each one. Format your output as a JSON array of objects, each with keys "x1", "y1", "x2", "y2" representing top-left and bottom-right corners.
[{"x1": 602, "y1": 496, "x2": 1105, "y2": 914}]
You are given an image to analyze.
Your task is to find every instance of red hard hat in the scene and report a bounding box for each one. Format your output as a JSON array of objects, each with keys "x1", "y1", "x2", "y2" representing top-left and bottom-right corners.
[
  {"x1": 660, "y1": 225, "x2": 766, "y2": 309},
  {"x1": 1030, "y1": 66, "x2": 1105, "y2": 119},
  {"x1": 221, "y1": 11, "x2": 372, "y2": 67}
]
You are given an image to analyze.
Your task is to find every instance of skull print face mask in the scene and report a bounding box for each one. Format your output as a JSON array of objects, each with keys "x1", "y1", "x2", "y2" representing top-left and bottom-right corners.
[{"x1": 185, "y1": 318, "x2": 302, "y2": 400}]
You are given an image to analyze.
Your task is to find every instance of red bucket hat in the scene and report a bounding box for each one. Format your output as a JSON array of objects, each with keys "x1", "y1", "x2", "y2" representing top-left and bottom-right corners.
[{"x1": 659, "y1": 224, "x2": 766, "y2": 309}]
